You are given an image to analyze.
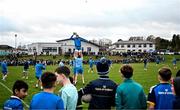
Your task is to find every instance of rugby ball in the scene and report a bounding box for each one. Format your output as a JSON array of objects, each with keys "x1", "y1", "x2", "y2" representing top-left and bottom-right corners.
[{"x1": 81, "y1": 94, "x2": 92, "y2": 103}]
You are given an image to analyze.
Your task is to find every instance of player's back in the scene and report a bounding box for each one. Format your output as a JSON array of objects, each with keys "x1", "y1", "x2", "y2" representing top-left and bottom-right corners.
[
  {"x1": 148, "y1": 83, "x2": 175, "y2": 109},
  {"x1": 3, "y1": 96, "x2": 23, "y2": 110},
  {"x1": 30, "y1": 91, "x2": 64, "y2": 110},
  {"x1": 88, "y1": 77, "x2": 117, "y2": 109},
  {"x1": 35, "y1": 64, "x2": 45, "y2": 74},
  {"x1": 1, "y1": 62, "x2": 7, "y2": 72},
  {"x1": 60, "y1": 84, "x2": 78, "y2": 110},
  {"x1": 116, "y1": 79, "x2": 146, "y2": 109}
]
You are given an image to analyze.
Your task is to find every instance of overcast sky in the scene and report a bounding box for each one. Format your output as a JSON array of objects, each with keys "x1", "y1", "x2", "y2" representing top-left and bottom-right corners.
[{"x1": 0, "y1": 0, "x2": 180, "y2": 47}]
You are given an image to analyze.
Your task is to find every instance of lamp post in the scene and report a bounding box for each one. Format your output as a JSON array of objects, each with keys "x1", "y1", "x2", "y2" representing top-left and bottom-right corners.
[{"x1": 15, "y1": 34, "x2": 17, "y2": 49}]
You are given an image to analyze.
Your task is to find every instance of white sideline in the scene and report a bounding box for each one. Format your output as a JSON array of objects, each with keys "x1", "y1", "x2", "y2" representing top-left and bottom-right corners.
[{"x1": 0, "y1": 82, "x2": 29, "y2": 108}]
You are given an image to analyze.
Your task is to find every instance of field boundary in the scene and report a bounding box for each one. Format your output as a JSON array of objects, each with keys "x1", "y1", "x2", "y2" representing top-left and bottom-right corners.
[{"x1": 0, "y1": 82, "x2": 29, "y2": 108}]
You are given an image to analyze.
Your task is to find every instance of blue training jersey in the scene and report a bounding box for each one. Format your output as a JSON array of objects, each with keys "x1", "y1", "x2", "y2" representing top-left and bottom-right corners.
[
  {"x1": 173, "y1": 59, "x2": 176, "y2": 64},
  {"x1": 75, "y1": 58, "x2": 83, "y2": 68},
  {"x1": 3, "y1": 96, "x2": 23, "y2": 110},
  {"x1": 71, "y1": 36, "x2": 81, "y2": 49},
  {"x1": 89, "y1": 59, "x2": 94, "y2": 67},
  {"x1": 35, "y1": 63, "x2": 45, "y2": 77},
  {"x1": 30, "y1": 91, "x2": 64, "y2": 110},
  {"x1": 74, "y1": 38, "x2": 81, "y2": 48},
  {"x1": 148, "y1": 83, "x2": 175, "y2": 109},
  {"x1": 1, "y1": 62, "x2": 7, "y2": 72}
]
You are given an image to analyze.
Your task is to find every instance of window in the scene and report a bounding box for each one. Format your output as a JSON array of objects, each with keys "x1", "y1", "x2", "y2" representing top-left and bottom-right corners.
[
  {"x1": 132, "y1": 44, "x2": 135, "y2": 48},
  {"x1": 138, "y1": 44, "x2": 142, "y2": 47},
  {"x1": 87, "y1": 47, "x2": 91, "y2": 52},
  {"x1": 149, "y1": 44, "x2": 153, "y2": 47},
  {"x1": 121, "y1": 45, "x2": 124, "y2": 48},
  {"x1": 116, "y1": 44, "x2": 119, "y2": 48},
  {"x1": 42, "y1": 47, "x2": 57, "y2": 52},
  {"x1": 143, "y1": 44, "x2": 146, "y2": 47},
  {"x1": 138, "y1": 49, "x2": 142, "y2": 52},
  {"x1": 127, "y1": 50, "x2": 131, "y2": 52},
  {"x1": 29, "y1": 48, "x2": 32, "y2": 52},
  {"x1": 68, "y1": 48, "x2": 72, "y2": 53},
  {"x1": 127, "y1": 45, "x2": 130, "y2": 48},
  {"x1": 133, "y1": 50, "x2": 135, "y2": 52},
  {"x1": 33, "y1": 47, "x2": 36, "y2": 52}
]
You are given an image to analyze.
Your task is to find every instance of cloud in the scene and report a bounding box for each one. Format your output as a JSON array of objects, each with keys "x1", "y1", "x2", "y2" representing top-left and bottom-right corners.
[
  {"x1": 0, "y1": 0, "x2": 180, "y2": 47},
  {"x1": 0, "y1": 16, "x2": 19, "y2": 32}
]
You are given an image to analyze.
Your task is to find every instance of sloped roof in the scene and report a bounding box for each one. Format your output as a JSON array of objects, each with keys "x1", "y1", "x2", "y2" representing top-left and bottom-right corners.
[
  {"x1": 113, "y1": 40, "x2": 154, "y2": 45},
  {"x1": 56, "y1": 36, "x2": 101, "y2": 47},
  {"x1": 0, "y1": 45, "x2": 14, "y2": 49}
]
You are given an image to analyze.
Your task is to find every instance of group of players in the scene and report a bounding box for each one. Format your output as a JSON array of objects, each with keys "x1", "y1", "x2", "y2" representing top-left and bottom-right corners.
[
  {"x1": 2, "y1": 57, "x2": 180, "y2": 109},
  {"x1": 1, "y1": 33, "x2": 180, "y2": 110}
]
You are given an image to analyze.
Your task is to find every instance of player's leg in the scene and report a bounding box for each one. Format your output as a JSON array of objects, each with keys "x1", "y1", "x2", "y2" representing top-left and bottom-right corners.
[
  {"x1": 2, "y1": 72, "x2": 7, "y2": 81},
  {"x1": 74, "y1": 74, "x2": 78, "y2": 85},
  {"x1": 90, "y1": 64, "x2": 93, "y2": 73},
  {"x1": 25, "y1": 70, "x2": 28, "y2": 79},
  {"x1": 88, "y1": 66, "x2": 91, "y2": 73},
  {"x1": 144, "y1": 63, "x2": 147, "y2": 70},
  {"x1": 35, "y1": 76, "x2": 39, "y2": 88},
  {"x1": 40, "y1": 80, "x2": 43, "y2": 90},
  {"x1": 82, "y1": 74, "x2": 85, "y2": 85},
  {"x1": 80, "y1": 68, "x2": 85, "y2": 85},
  {"x1": 37, "y1": 75, "x2": 43, "y2": 89},
  {"x1": 22, "y1": 70, "x2": 25, "y2": 78},
  {"x1": 73, "y1": 67, "x2": 77, "y2": 85},
  {"x1": 74, "y1": 68, "x2": 78, "y2": 85}
]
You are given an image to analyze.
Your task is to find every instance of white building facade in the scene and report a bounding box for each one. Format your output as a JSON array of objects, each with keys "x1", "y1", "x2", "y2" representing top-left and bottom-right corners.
[
  {"x1": 27, "y1": 43, "x2": 61, "y2": 55},
  {"x1": 110, "y1": 41, "x2": 155, "y2": 53},
  {"x1": 56, "y1": 38, "x2": 100, "y2": 54},
  {"x1": 99, "y1": 38, "x2": 112, "y2": 46},
  {"x1": 27, "y1": 37, "x2": 100, "y2": 55}
]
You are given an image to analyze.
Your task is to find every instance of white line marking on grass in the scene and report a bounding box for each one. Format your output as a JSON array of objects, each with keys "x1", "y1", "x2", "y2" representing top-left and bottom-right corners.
[{"x1": 0, "y1": 82, "x2": 29, "y2": 108}]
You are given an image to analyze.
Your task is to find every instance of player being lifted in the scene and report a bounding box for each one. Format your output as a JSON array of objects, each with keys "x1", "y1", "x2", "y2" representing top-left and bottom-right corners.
[
  {"x1": 71, "y1": 32, "x2": 81, "y2": 53},
  {"x1": 71, "y1": 32, "x2": 85, "y2": 85}
]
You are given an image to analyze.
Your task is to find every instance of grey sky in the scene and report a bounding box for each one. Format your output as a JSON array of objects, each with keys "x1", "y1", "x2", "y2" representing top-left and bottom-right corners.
[{"x1": 0, "y1": 0, "x2": 180, "y2": 47}]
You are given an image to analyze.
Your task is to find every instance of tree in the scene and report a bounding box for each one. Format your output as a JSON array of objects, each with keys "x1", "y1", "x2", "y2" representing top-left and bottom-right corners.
[
  {"x1": 171, "y1": 34, "x2": 180, "y2": 52},
  {"x1": 146, "y1": 35, "x2": 156, "y2": 43},
  {"x1": 155, "y1": 37, "x2": 170, "y2": 50},
  {"x1": 118, "y1": 39, "x2": 123, "y2": 42}
]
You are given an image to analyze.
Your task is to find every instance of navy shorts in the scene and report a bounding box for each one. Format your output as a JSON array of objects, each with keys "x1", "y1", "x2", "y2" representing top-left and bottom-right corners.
[{"x1": 2, "y1": 71, "x2": 7, "y2": 75}]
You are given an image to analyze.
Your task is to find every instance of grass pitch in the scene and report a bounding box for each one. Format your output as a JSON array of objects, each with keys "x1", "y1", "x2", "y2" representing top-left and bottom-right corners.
[{"x1": 0, "y1": 55, "x2": 179, "y2": 109}]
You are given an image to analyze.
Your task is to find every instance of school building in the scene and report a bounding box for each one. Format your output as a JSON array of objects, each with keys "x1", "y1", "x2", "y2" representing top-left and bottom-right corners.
[
  {"x1": 110, "y1": 40, "x2": 155, "y2": 53},
  {"x1": 27, "y1": 37, "x2": 100, "y2": 55}
]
